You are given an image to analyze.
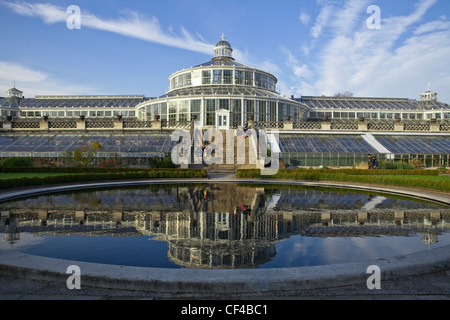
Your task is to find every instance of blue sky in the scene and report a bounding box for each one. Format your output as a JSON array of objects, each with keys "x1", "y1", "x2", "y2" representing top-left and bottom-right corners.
[{"x1": 1, "y1": 0, "x2": 449, "y2": 102}]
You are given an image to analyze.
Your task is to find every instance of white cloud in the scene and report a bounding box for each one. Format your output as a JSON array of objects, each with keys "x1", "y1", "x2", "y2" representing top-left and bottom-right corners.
[
  {"x1": 2, "y1": 1, "x2": 277, "y2": 75},
  {"x1": 283, "y1": 49, "x2": 313, "y2": 80},
  {"x1": 256, "y1": 60, "x2": 283, "y2": 76},
  {"x1": 330, "y1": 0, "x2": 369, "y2": 36},
  {"x1": 0, "y1": 61, "x2": 48, "y2": 83},
  {"x1": 299, "y1": 12, "x2": 311, "y2": 26},
  {"x1": 286, "y1": 0, "x2": 450, "y2": 102},
  {"x1": 1, "y1": 1, "x2": 214, "y2": 55},
  {"x1": 0, "y1": 61, "x2": 100, "y2": 97},
  {"x1": 413, "y1": 18, "x2": 450, "y2": 35},
  {"x1": 311, "y1": 4, "x2": 333, "y2": 38},
  {"x1": 2, "y1": 1, "x2": 287, "y2": 97}
]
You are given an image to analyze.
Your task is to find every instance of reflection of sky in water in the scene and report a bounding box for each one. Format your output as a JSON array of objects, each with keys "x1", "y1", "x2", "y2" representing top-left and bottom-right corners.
[
  {"x1": 0, "y1": 232, "x2": 44, "y2": 250},
  {"x1": 260, "y1": 233, "x2": 450, "y2": 269},
  {"x1": 3, "y1": 231, "x2": 449, "y2": 269},
  {"x1": 1, "y1": 232, "x2": 179, "y2": 268}
]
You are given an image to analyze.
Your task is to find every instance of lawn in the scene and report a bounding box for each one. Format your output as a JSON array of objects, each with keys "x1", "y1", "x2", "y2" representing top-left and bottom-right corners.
[
  {"x1": 236, "y1": 169, "x2": 450, "y2": 193},
  {"x1": 0, "y1": 172, "x2": 84, "y2": 179},
  {"x1": 383, "y1": 175, "x2": 450, "y2": 181}
]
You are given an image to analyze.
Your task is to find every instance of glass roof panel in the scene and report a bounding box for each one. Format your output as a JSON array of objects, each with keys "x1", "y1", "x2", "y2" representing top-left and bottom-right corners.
[
  {"x1": 375, "y1": 135, "x2": 450, "y2": 154},
  {"x1": 0, "y1": 132, "x2": 176, "y2": 154},
  {"x1": 279, "y1": 134, "x2": 377, "y2": 154}
]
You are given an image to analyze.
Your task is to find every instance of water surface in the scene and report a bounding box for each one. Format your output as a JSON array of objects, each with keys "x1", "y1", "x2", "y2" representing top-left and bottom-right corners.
[{"x1": 1, "y1": 183, "x2": 448, "y2": 269}]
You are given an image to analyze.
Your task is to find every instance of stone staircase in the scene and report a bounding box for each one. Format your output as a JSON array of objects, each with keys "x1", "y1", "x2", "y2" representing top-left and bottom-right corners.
[
  {"x1": 196, "y1": 130, "x2": 257, "y2": 176},
  {"x1": 205, "y1": 164, "x2": 237, "y2": 176}
]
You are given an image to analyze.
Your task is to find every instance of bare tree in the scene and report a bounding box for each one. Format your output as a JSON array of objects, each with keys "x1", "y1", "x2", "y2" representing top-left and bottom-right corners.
[{"x1": 334, "y1": 91, "x2": 354, "y2": 97}]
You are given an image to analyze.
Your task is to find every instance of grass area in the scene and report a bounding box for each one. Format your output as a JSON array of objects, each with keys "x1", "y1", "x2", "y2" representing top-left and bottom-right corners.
[
  {"x1": 0, "y1": 169, "x2": 208, "y2": 190},
  {"x1": 236, "y1": 169, "x2": 450, "y2": 193},
  {"x1": 0, "y1": 168, "x2": 448, "y2": 193},
  {"x1": 383, "y1": 175, "x2": 450, "y2": 181},
  {"x1": 0, "y1": 172, "x2": 82, "y2": 179}
]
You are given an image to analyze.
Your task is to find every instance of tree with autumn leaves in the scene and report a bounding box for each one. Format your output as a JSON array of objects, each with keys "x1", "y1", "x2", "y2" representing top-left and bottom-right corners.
[{"x1": 65, "y1": 141, "x2": 103, "y2": 167}]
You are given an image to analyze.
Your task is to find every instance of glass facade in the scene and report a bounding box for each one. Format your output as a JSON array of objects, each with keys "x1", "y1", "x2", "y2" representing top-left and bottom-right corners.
[
  {"x1": 169, "y1": 68, "x2": 277, "y2": 92},
  {"x1": 0, "y1": 131, "x2": 175, "y2": 158},
  {"x1": 7, "y1": 36, "x2": 447, "y2": 129},
  {"x1": 136, "y1": 37, "x2": 306, "y2": 127}
]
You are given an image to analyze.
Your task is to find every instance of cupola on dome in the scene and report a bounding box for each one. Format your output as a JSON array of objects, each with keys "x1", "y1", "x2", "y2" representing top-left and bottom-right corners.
[{"x1": 213, "y1": 34, "x2": 234, "y2": 60}]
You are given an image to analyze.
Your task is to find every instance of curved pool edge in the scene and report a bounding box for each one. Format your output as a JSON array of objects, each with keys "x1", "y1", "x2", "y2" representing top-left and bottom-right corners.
[
  {"x1": 0, "y1": 178, "x2": 449, "y2": 296},
  {"x1": 0, "y1": 245, "x2": 449, "y2": 295},
  {"x1": 0, "y1": 178, "x2": 449, "y2": 205}
]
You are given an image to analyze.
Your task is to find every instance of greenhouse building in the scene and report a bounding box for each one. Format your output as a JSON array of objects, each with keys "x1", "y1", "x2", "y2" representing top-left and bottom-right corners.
[{"x1": 0, "y1": 36, "x2": 449, "y2": 169}]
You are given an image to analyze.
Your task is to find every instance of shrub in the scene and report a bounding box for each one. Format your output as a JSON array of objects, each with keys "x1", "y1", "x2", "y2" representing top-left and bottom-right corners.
[
  {"x1": 0, "y1": 169, "x2": 208, "y2": 190},
  {"x1": 148, "y1": 156, "x2": 177, "y2": 168},
  {"x1": 235, "y1": 168, "x2": 448, "y2": 192},
  {"x1": 409, "y1": 158, "x2": 426, "y2": 169},
  {"x1": 97, "y1": 159, "x2": 117, "y2": 168},
  {"x1": 0, "y1": 157, "x2": 34, "y2": 169}
]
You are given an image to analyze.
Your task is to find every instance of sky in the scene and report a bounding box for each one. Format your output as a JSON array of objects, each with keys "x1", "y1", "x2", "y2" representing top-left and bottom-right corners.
[{"x1": 0, "y1": 0, "x2": 449, "y2": 102}]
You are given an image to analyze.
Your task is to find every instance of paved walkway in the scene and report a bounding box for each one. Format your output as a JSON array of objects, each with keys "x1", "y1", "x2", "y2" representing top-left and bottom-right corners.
[{"x1": 0, "y1": 270, "x2": 448, "y2": 300}]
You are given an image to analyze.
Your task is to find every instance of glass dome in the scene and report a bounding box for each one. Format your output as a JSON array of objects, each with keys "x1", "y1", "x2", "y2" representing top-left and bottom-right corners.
[
  {"x1": 167, "y1": 36, "x2": 278, "y2": 93},
  {"x1": 136, "y1": 36, "x2": 309, "y2": 127}
]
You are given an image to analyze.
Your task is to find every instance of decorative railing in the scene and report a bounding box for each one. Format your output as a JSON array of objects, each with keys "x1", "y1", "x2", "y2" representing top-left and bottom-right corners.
[
  {"x1": 123, "y1": 121, "x2": 153, "y2": 129},
  {"x1": 161, "y1": 120, "x2": 191, "y2": 129},
  {"x1": 86, "y1": 120, "x2": 114, "y2": 129},
  {"x1": 254, "y1": 121, "x2": 284, "y2": 129},
  {"x1": 404, "y1": 123, "x2": 430, "y2": 131},
  {"x1": 11, "y1": 121, "x2": 40, "y2": 129},
  {"x1": 441, "y1": 124, "x2": 450, "y2": 132},
  {"x1": 1, "y1": 118, "x2": 449, "y2": 133},
  {"x1": 367, "y1": 123, "x2": 395, "y2": 131},
  {"x1": 293, "y1": 122, "x2": 322, "y2": 130},
  {"x1": 49, "y1": 121, "x2": 77, "y2": 129},
  {"x1": 332, "y1": 122, "x2": 359, "y2": 130}
]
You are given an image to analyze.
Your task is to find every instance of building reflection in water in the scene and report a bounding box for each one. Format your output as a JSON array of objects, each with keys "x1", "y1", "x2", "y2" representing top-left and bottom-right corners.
[{"x1": 0, "y1": 183, "x2": 449, "y2": 269}]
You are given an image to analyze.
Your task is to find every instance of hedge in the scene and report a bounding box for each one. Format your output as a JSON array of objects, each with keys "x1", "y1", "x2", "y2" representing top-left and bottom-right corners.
[
  {"x1": 0, "y1": 167, "x2": 185, "y2": 174},
  {"x1": 236, "y1": 168, "x2": 441, "y2": 178},
  {"x1": 236, "y1": 169, "x2": 449, "y2": 193},
  {"x1": 0, "y1": 169, "x2": 208, "y2": 189},
  {"x1": 0, "y1": 158, "x2": 34, "y2": 168}
]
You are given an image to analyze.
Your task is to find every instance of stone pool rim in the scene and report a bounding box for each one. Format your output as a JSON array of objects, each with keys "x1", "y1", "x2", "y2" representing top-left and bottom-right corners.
[
  {"x1": 0, "y1": 178, "x2": 449, "y2": 205},
  {"x1": 0, "y1": 178, "x2": 449, "y2": 296}
]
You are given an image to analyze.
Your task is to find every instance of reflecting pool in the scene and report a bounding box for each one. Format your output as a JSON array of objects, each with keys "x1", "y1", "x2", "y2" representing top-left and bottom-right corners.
[{"x1": 1, "y1": 183, "x2": 449, "y2": 269}]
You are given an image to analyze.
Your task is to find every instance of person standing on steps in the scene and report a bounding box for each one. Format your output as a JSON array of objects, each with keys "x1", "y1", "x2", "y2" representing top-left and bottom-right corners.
[
  {"x1": 368, "y1": 154, "x2": 375, "y2": 170},
  {"x1": 373, "y1": 156, "x2": 378, "y2": 169}
]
